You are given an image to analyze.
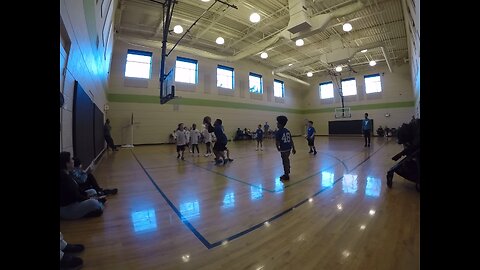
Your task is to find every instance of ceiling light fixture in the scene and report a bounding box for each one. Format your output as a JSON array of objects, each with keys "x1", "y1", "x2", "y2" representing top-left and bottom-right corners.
[
  {"x1": 250, "y1": 13, "x2": 261, "y2": 23},
  {"x1": 173, "y1": 25, "x2": 183, "y2": 34},
  {"x1": 307, "y1": 72, "x2": 313, "y2": 77},
  {"x1": 260, "y1": 52, "x2": 268, "y2": 59},
  {"x1": 295, "y1": 39, "x2": 304, "y2": 46},
  {"x1": 342, "y1": 23, "x2": 352, "y2": 32},
  {"x1": 361, "y1": 49, "x2": 367, "y2": 53},
  {"x1": 369, "y1": 60, "x2": 377, "y2": 66},
  {"x1": 288, "y1": 63, "x2": 293, "y2": 66},
  {"x1": 335, "y1": 66, "x2": 343, "y2": 72},
  {"x1": 201, "y1": 0, "x2": 211, "y2": 2},
  {"x1": 216, "y1": 37, "x2": 224, "y2": 45}
]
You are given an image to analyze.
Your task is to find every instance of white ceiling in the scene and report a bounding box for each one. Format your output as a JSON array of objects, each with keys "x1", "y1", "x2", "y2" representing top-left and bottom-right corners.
[{"x1": 115, "y1": 0, "x2": 409, "y2": 81}]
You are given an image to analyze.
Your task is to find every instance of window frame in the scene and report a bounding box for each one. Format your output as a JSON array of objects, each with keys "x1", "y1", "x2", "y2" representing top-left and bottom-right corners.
[
  {"x1": 217, "y1": 65, "x2": 234, "y2": 89},
  {"x1": 248, "y1": 72, "x2": 263, "y2": 94},
  {"x1": 124, "y1": 49, "x2": 153, "y2": 79},
  {"x1": 340, "y1": 78, "x2": 357, "y2": 96},
  {"x1": 273, "y1": 79, "x2": 285, "y2": 98},
  {"x1": 319, "y1": 81, "x2": 334, "y2": 99},
  {"x1": 364, "y1": 73, "x2": 382, "y2": 94},
  {"x1": 175, "y1": 56, "x2": 198, "y2": 84}
]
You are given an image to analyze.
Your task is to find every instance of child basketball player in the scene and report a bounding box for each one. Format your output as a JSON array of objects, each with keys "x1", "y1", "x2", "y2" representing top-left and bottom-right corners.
[
  {"x1": 306, "y1": 120, "x2": 317, "y2": 155},
  {"x1": 256, "y1": 124, "x2": 264, "y2": 151},
  {"x1": 275, "y1": 116, "x2": 296, "y2": 181}
]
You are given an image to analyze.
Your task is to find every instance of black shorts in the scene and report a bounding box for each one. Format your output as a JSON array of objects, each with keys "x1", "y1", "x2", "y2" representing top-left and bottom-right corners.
[
  {"x1": 256, "y1": 137, "x2": 263, "y2": 142},
  {"x1": 307, "y1": 137, "x2": 315, "y2": 146},
  {"x1": 176, "y1": 145, "x2": 186, "y2": 152},
  {"x1": 213, "y1": 142, "x2": 227, "y2": 151}
]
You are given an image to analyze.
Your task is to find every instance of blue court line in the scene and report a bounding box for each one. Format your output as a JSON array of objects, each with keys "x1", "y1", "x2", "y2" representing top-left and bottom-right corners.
[
  {"x1": 184, "y1": 159, "x2": 277, "y2": 193},
  {"x1": 132, "y1": 140, "x2": 389, "y2": 249},
  {"x1": 186, "y1": 151, "x2": 350, "y2": 193},
  {"x1": 208, "y1": 174, "x2": 346, "y2": 248},
  {"x1": 316, "y1": 151, "x2": 349, "y2": 171},
  {"x1": 280, "y1": 161, "x2": 348, "y2": 190},
  {"x1": 131, "y1": 151, "x2": 213, "y2": 249},
  {"x1": 279, "y1": 147, "x2": 377, "y2": 190},
  {"x1": 207, "y1": 141, "x2": 390, "y2": 247},
  {"x1": 191, "y1": 151, "x2": 349, "y2": 192},
  {"x1": 347, "y1": 141, "x2": 390, "y2": 173}
]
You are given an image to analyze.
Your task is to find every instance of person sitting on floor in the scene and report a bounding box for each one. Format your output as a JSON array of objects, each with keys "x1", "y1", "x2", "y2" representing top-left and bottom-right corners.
[
  {"x1": 60, "y1": 151, "x2": 105, "y2": 220},
  {"x1": 71, "y1": 157, "x2": 118, "y2": 196}
]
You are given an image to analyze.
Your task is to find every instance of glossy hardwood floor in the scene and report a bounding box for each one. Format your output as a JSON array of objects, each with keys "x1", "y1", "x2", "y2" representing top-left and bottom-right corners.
[{"x1": 60, "y1": 136, "x2": 419, "y2": 270}]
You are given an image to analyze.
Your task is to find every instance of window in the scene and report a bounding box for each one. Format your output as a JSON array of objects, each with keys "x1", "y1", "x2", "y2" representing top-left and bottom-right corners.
[
  {"x1": 249, "y1": 72, "x2": 263, "y2": 94},
  {"x1": 217, "y1": 65, "x2": 234, "y2": 89},
  {"x1": 364, "y1": 74, "x2": 382, "y2": 93},
  {"x1": 274, "y1": 79, "x2": 284, "y2": 97},
  {"x1": 340, "y1": 78, "x2": 357, "y2": 96},
  {"x1": 175, "y1": 57, "x2": 198, "y2": 84},
  {"x1": 124, "y1": 49, "x2": 152, "y2": 79},
  {"x1": 319, "y1": 82, "x2": 334, "y2": 99}
]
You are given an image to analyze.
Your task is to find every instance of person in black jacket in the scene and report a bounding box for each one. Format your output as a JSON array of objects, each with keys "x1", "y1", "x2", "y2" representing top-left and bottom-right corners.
[
  {"x1": 203, "y1": 116, "x2": 233, "y2": 165},
  {"x1": 60, "y1": 152, "x2": 105, "y2": 220},
  {"x1": 71, "y1": 157, "x2": 118, "y2": 196},
  {"x1": 104, "y1": 119, "x2": 118, "y2": 151}
]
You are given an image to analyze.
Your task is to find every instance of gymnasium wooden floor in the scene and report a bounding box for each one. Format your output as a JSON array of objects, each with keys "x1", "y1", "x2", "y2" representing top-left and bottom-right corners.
[{"x1": 60, "y1": 136, "x2": 419, "y2": 270}]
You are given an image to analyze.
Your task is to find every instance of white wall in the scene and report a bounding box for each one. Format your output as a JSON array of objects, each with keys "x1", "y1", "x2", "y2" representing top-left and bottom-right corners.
[
  {"x1": 60, "y1": 0, "x2": 115, "y2": 155},
  {"x1": 403, "y1": 0, "x2": 420, "y2": 118},
  {"x1": 106, "y1": 39, "x2": 307, "y2": 144},
  {"x1": 302, "y1": 63, "x2": 415, "y2": 135}
]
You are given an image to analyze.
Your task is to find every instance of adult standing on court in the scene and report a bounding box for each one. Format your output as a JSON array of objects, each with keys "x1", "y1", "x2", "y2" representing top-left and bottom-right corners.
[
  {"x1": 362, "y1": 113, "x2": 372, "y2": 147},
  {"x1": 104, "y1": 119, "x2": 118, "y2": 151}
]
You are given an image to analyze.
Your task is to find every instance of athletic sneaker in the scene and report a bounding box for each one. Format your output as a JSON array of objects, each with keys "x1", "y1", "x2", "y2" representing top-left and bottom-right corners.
[
  {"x1": 280, "y1": 174, "x2": 290, "y2": 181},
  {"x1": 63, "y1": 244, "x2": 85, "y2": 253},
  {"x1": 60, "y1": 254, "x2": 83, "y2": 270},
  {"x1": 103, "y1": 188, "x2": 118, "y2": 195}
]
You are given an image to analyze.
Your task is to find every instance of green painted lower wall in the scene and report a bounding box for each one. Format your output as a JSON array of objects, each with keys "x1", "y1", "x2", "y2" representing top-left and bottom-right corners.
[{"x1": 107, "y1": 93, "x2": 414, "y2": 114}]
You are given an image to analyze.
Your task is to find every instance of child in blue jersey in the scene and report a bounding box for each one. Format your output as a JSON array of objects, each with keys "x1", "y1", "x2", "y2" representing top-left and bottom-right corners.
[
  {"x1": 306, "y1": 120, "x2": 317, "y2": 155},
  {"x1": 275, "y1": 115, "x2": 296, "y2": 181},
  {"x1": 256, "y1": 124, "x2": 264, "y2": 151},
  {"x1": 203, "y1": 117, "x2": 233, "y2": 165}
]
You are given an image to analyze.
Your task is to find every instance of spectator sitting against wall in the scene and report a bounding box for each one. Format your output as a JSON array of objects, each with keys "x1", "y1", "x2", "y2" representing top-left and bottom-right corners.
[
  {"x1": 60, "y1": 152, "x2": 105, "y2": 220},
  {"x1": 243, "y1": 128, "x2": 252, "y2": 140},
  {"x1": 71, "y1": 157, "x2": 118, "y2": 196},
  {"x1": 234, "y1": 128, "x2": 243, "y2": 141},
  {"x1": 377, "y1": 126, "x2": 385, "y2": 137}
]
